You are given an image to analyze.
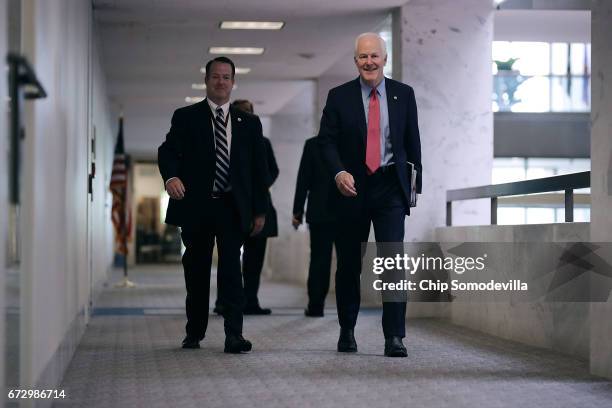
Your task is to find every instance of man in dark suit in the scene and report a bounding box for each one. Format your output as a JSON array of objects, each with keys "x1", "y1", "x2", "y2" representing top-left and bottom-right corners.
[
  {"x1": 213, "y1": 99, "x2": 278, "y2": 315},
  {"x1": 318, "y1": 33, "x2": 422, "y2": 357},
  {"x1": 158, "y1": 57, "x2": 268, "y2": 353},
  {"x1": 292, "y1": 136, "x2": 337, "y2": 317}
]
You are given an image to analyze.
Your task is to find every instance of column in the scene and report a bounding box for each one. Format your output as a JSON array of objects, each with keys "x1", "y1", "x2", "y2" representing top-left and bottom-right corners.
[
  {"x1": 589, "y1": 0, "x2": 612, "y2": 380},
  {"x1": 400, "y1": 0, "x2": 494, "y2": 239}
]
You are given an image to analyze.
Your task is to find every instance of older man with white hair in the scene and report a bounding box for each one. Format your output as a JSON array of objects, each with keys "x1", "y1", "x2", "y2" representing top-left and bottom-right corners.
[{"x1": 318, "y1": 33, "x2": 422, "y2": 357}]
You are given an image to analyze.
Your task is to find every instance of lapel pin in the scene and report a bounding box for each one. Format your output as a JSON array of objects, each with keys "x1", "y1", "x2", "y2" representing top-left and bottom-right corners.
[
  {"x1": 393, "y1": 96, "x2": 398, "y2": 100},
  {"x1": 237, "y1": 117, "x2": 242, "y2": 122}
]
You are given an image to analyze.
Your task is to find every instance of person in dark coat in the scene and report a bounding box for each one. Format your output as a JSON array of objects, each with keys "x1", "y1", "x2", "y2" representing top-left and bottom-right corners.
[
  {"x1": 318, "y1": 33, "x2": 422, "y2": 357},
  {"x1": 158, "y1": 57, "x2": 268, "y2": 352},
  {"x1": 292, "y1": 136, "x2": 337, "y2": 317},
  {"x1": 214, "y1": 99, "x2": 279, "y2": 315}
]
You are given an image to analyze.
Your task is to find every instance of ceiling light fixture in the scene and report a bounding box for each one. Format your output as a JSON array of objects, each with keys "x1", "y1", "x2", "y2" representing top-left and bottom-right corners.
[
  {"x1": 190, "y1": 84, "x2": 238, "y2": 91},
  {"x1": 185, "y1": 96, "x2": 205, "y2": 103},
  {"x1": 199, "y1": 67, "x2": 251, "y2": 75},
  {"x1": 209, "y1": 47, "x2": 264, "y2": 55},
  {"x1": 220, "y1": 21, "x2": 284, "y2": 30}
]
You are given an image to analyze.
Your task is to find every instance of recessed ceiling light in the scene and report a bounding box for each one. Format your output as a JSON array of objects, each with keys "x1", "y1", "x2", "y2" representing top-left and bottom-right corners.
[
  {"x1": 189, "y1": 84, "x2": 238, "y2": 91},
  {"x1": 209, "y1": 47, "x2": 264, "y2": 55},
  {"x1": 185, "y1": 96, "x2": 205, "y2": 103},
  {"x1": 235, "y1": 67, "x2": 251, "y2": 74},
  {"x1": 220, "y1": 21, "x2": 284, "y2": 30},
  {"x1": 199, "y1": 67, "x2": 251, "y2": 75}
]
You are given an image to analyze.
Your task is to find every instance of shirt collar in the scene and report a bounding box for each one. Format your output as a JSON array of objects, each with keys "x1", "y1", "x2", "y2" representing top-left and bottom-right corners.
[
  {"x1": 360, "y1": 76, "x2": 386, "y2": 97},
  {"x1": 206, "y1": 98, "x2": 230, "y2": 118}
]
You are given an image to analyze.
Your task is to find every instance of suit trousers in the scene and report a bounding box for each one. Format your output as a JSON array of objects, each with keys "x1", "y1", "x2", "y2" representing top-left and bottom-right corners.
[
  {"x1": 242, "y1": 235, "x2": 267, "y2": 307},
  {"x1": 307, "y1": 222, "x2": 336, "y2": 312},
  {"x1": 335, "y1": 167, "x2": 408, "y2": 338},
  {"x1": 181, "y1": 193, "x2": 245, "y2": 338}
]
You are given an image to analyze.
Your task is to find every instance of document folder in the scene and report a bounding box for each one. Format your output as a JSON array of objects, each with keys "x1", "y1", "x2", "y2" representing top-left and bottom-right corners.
[{"x1": 407, "y1": 161, "x2": 418, "y2": 207}]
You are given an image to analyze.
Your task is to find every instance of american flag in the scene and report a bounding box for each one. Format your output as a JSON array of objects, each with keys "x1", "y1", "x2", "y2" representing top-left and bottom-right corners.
[{"x1": 110, "y1": 117, "x2": 131, "y2": 255}]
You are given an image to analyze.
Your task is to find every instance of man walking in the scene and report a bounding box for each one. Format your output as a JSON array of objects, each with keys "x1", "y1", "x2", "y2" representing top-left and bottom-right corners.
[
  {"x1": 292, "y1": 136, "x2": 337, "y2": 317},
  {"x1": 318, "y1": 33, "x2": 422, "y2": 357},
  {"x1": 158, "y1": 57, "x2": 268, "y2": 353}
]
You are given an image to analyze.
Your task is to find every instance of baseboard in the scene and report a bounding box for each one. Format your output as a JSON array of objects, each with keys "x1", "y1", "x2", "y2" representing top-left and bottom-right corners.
[{"x1": 33, "y1": 307, "x2": 87, "y2": 408}]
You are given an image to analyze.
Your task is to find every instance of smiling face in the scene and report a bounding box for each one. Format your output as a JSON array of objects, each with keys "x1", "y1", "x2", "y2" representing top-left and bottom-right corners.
[
  {"x1": 354, "y1": 35, "x2": 387, "y2": 88},
  {"x1": 205, "y1": 61, "x2": 234, "y2": 105}
]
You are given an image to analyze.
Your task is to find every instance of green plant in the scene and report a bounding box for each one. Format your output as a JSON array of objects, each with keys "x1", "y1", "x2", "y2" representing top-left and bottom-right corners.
[{"x1": 494, "y1": 58, "x2": 519, "y2": 71}]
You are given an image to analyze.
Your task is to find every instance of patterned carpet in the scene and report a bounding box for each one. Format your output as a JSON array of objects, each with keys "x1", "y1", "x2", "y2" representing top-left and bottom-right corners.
[{"x1": 55, "y1": 265, "x2": 612, "y2": 408}]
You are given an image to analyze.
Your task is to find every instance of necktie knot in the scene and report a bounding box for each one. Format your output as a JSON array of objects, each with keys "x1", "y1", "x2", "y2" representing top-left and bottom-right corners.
[
  {"x1": 370, "y1": 88, "x2": 378, "y2": 100},
  {"x1": 216, "y1": 107, "x2": 224, "y2": 119}
]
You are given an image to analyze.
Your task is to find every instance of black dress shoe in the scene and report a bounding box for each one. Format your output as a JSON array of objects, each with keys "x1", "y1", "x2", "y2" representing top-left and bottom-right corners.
[
  {"x1": 213, "y1": 305, "x2": 224, "y2": 315},
  {"x1": 384, "y1": 336, "x2": 407, "y2": 357},
  {"x1": 243, "y1": 305, "x2": 272, "y2": 315},
  {"x1": 224, "y1": 334, "x2": 253, "y2": 353},
  {"x1": 181, "y1": 335, "x2": 201, "y2": 349},
  {"x1": 304, "y1": 307, "x2": 324, "y2": 317},
  {"x1": 337, "y1": 328, "x2": 357, "y2": 353}
]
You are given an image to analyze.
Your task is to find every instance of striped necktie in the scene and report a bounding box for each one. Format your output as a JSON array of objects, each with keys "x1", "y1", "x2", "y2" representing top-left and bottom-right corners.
[{"x1": 213, "y1": 107, "x2": 230, "y2": 192}]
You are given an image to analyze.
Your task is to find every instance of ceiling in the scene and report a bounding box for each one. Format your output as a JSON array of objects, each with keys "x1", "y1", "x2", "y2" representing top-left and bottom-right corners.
[
  {"x1": 94, "y1": 1, "x2": 592, "y2": 158},
  {"x1": 494, "y1": 10, "x2": 590, "y2": 42},
  {"x1": 93, "y1": 0, "x2": 401, "y2": 156}
]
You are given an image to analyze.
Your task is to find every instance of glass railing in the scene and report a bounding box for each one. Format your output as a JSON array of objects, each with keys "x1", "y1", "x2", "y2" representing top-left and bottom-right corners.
[{"x1": 493, "y1": 72, "x2": 590, "y2": 113}]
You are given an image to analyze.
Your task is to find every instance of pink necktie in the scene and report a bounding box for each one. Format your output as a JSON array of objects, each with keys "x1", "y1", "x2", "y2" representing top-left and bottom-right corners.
[{"x1": 365, "y1": 89, "x2": 381, "y2": 174}]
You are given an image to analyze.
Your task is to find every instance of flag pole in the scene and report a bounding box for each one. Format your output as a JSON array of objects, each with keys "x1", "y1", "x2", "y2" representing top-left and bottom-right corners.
[
  {"x1": 114, "y1": 114, "x2": 135, "y2": 288},
  {"x1": 115, "y1": 187, "x2": 134, "y2": 288}
]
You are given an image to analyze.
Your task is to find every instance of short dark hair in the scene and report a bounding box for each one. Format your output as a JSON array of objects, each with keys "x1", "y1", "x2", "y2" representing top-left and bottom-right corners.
[
  {"x1": 231, "y1": 99, "x2": 254, "y2": 114},
  {"x1": 204, "y1": 56, "x2": 235, "y2": 80}
]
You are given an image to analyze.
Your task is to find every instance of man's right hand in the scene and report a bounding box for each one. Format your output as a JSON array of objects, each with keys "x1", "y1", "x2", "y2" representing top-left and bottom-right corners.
[
  {"x1": 335, "y1": 171, "x2": 357, "y2": 197},
  {"x1": 166, "y1": 178, "x2": 186, "y2": 200},
  {"x1": 292, "y1": 213, "x2": 303, "y2": 230}
]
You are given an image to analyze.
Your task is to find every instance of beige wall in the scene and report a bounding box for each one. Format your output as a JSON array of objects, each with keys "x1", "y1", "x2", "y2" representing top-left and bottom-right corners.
[
  {"x1": 0, "y1": 0, "x2": 8, "y2": 400},
  {"x1": 19, "y1": 0, "x2": 114, "y2": 392}
]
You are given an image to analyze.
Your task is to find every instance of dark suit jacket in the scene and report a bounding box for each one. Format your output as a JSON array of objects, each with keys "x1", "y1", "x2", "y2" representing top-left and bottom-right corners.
[
  {"x1": 259, "y1": 136, "x2": 279, "y2": 238},
  {"x1": 158, "y1": 100, "x2": 268, "y2": 234},
  {"x1": 318, "y1": 77, "x2": 422, "y2": 217},
  {"x1": 292, "y1": 137, "x2": 336, "y2": 224}
]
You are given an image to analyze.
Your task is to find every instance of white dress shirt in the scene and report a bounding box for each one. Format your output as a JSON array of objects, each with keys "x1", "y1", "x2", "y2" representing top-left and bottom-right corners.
[{"x1": 165, "y1": 98, "x2": 233, "y2": 188}]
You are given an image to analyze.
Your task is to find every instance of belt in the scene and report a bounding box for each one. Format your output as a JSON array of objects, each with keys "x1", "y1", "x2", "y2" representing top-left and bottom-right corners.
[
  {"x1": 211, "y1": 191, "x2": 232, "y2": 199},
  {"x1": 372, "y1": 163, "x2": 395, "y2": 175}
]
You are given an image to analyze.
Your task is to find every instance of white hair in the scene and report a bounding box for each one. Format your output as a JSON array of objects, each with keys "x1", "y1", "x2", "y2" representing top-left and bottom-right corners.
[{"x1": 354, "y1": 32, "x2": 387, "y2": 58}]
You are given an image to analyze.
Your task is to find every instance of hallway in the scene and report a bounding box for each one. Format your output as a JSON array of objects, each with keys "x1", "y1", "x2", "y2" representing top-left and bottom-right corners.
[{"x1": 56, "y1": 265, "x2": 612, "y2": 408}]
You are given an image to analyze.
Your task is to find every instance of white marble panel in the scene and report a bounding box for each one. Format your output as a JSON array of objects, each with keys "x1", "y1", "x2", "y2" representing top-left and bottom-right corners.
[
  {"x1": 266, "y1": 83, "x2": 319, "y2": 287},
  {"x1": 400, "y1": 0, "x2": 494, "y2": 240},
  {"x1": 436, "y1": 223, "x2": 591, "y2": 358},
  {"x1": 590, "y1": 0, "x2": 612, "y2": 380}
]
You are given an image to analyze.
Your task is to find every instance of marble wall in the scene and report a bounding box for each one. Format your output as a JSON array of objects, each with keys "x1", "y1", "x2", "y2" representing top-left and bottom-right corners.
[
  {"x1": 436, "y1": 223, "x2": 591, "y2": 359},
  {"x1": 589, "y1": 0, "x2": 612, "y2": 380},
  {"x1": 266, "y1": 82, "x2": 317, "y2": 287},
  {"x1": 400, "y1": 0, "x2": 494, "y2": 239}
]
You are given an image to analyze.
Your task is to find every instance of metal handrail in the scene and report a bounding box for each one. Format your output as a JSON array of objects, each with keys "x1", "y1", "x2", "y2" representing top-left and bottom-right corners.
[{"x1": 446, "y1": 171, "x2": 590, "y2": 226}]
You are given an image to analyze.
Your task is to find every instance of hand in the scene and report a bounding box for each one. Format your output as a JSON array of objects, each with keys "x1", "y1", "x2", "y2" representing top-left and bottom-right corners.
[
  {"x1": 166, "y1": 178, "x2": 186, "y2": 200},
  {"x1": 292, "y1": 213, "x2": 303, "y2": 230},
  {"x1": 250, "y1": 215, "x2": 266, "y2": 237},
  {"x1": 335, "y1": 171, "x2": 357, "y2": 197}
]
